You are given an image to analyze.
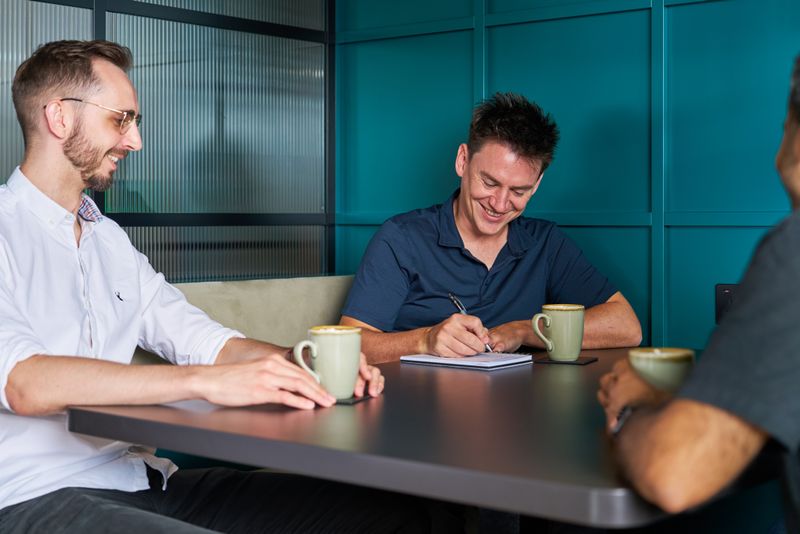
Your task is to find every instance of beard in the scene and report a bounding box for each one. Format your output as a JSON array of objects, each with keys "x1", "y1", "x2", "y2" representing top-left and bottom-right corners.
[{"x1": 63, "y1": 117, "x2": 120, "y2": 192}]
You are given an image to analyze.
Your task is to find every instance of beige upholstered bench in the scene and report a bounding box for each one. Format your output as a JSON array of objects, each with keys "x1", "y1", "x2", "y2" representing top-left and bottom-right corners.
[{"x1": 132, "y1": 275, "x2": 354, "y2": 364}]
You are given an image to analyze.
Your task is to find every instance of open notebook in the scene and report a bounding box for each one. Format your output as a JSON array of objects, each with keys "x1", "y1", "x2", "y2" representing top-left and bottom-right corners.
[{"x1": 400, "y1": 352, "x2": 532, "y2": 370}]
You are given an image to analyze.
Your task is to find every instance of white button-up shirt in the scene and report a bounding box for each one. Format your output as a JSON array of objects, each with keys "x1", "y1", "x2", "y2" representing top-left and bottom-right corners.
[{"x1": 0, "y1": 168, "x2": 244, "y2": 510}]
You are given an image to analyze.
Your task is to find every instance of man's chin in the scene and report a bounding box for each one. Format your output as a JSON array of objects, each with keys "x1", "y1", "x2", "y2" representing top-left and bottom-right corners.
[{"x1": 85, "y1": 174, "x2": 114, "y2": 192}]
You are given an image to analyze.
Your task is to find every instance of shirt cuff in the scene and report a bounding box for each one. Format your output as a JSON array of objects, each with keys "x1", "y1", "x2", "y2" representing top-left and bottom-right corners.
[
  {"x1": 0, "y1": 341, "x2": 50, "y2": 412},
  {"x1": 186, "y1": 329, "x2": 246, "y2": 366}
]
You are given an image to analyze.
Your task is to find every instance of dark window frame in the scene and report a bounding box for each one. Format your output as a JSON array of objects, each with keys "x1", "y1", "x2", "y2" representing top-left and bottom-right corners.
[{"x1": 37, "y1": 0, "x2": 336, "y2": 274}]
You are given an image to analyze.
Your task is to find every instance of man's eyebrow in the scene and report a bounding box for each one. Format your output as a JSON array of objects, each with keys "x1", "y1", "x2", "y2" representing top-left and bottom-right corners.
[
  {"x1": 479, "y1": 171, "x2": 535, "y2": 191},
  {"x1": 479, "y1": 171, "x2": 499, "y2": 184}
]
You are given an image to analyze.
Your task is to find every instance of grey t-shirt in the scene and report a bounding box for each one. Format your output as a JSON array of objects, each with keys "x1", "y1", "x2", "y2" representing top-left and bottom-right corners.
[{"x1": 678, "y1": 210, "x2": 800, "y2": 530}]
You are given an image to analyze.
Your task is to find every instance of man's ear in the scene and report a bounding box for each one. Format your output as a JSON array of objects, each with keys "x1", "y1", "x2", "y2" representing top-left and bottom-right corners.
[
  {"x1": 42, "y1": 100, "x2": 71, "y2": 140},
  {"x1": 531, "y1": 172, "x2": 544, "y2": 195},
  {"x1": 455, "y1": 143, "x2": 469, "y2": 177}
]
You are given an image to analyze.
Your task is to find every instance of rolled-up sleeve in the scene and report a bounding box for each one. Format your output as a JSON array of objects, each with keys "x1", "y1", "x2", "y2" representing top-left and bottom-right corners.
[
  {"x1": 0, "y1": 279, "x2": 50, "y2": 412},
  {"x1": 134, "y1": 251, "x2": 244, "y2": 366}
]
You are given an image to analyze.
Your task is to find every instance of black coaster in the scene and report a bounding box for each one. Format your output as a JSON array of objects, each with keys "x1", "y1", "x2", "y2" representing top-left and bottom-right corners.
[
  {"x1": 335, "y1": 395, "x2": 372, "y2": 405},
  {"x1": 533, "y1": 355, "x2": 598, "y2": 365}
]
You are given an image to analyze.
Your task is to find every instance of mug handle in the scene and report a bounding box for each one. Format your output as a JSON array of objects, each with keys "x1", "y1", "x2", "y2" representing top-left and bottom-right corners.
[
  {"x1": 293, "y1": 340, "x2": 321, "y2": 383},
  {"x1": 531, "y1": 313, "x2": 554, "y2": 352}
]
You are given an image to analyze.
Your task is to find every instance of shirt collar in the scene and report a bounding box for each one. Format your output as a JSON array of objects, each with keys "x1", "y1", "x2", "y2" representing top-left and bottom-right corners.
[
  {"x1": 437, "y1": 188, "x2": 534, "y2": 257},
  {"x1": 437, "y1": 189, "x2": 464, "y2": 248},
  {"x1": 6, "y1": 167, "x2": 103, "y2": 227}
]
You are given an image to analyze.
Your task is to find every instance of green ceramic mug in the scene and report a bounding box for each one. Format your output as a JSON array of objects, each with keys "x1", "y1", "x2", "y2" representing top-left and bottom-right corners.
[
  {"x1": 628, "y1": 347, "x2": 695, "y2": 392},
  {"x1": 532, "y1": 304, "x2": 585, "y2": 361},
  {"x1": 293, "y1": 325, "x2": 361, "y2": 399}
]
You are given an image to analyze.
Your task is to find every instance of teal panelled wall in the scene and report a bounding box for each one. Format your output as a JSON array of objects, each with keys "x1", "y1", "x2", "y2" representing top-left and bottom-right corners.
[
  {"x1": 336, "y1": 0, "x2": 799, "y2": 355},
  {"x1": 666, "y1": 226, "x2": 768, "y2": 349},
  {"x1": 487, "y1": 10, "x2": 651, "y2": 214},
  {"x1": 336, "y1": 31, "x2": 473, "y2": 216},
  {"x1": 667, "y1": 0, "x2": 795, "y2": 213},
  {"x1": 562, "y1": 227, "x2": 652, "y2": 344}
]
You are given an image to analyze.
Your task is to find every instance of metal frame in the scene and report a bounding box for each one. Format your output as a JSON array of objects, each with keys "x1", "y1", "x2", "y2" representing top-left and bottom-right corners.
[{"x1": 36, "y1": 0, "x2": 336, "y2": 274}]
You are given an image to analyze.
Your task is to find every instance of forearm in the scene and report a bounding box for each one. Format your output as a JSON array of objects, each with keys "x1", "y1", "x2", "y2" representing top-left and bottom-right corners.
[
  {"x1": 360, "y1": 328, "x2": 429, "y2": 364},
  {"x1": 583, "y1": 298, "x2": 642, "y2": 349},
  {"x1": 6, "y1": 355, "x2": 204, "y2": 416},
  {"x1": 214, "y1": 337, "x2": 290, "y2": 365},
  {"x1": 614, "y1": 400, "x2": 766, "y2": 513}
]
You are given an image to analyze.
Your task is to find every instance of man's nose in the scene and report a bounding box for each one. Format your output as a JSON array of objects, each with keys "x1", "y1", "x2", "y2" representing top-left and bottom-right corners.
[
  {"x1": 123, "y1": 121, "x2": 143, "y2": 152},
  {"x1": 490, "y1": 189, "x2": 510, "y2": 211}
]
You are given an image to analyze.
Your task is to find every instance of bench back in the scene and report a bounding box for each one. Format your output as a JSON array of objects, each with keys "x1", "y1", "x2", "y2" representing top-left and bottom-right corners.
[{"x1": 133, "y1": 275, "x2": 354, "y2": 363}]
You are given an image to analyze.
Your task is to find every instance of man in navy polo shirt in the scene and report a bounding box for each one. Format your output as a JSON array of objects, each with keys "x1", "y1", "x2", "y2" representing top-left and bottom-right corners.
[{"x1": 340, "y1": 93, "x2": 642, "y2": 363}]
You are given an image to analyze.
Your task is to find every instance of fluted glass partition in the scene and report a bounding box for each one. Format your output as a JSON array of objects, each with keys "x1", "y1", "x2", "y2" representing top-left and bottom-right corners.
[
  {"x1": 0, "y1": 1, "x2": 91, "y2": 179},
  {"x1": 106, "y1": 14, "x2": 325, "y2": 214},
  {"x1": 125, "y1": 225, "x2": 325, "y2": 282},
  {"x1": 1, "y1": 0, "x2": 329, "y2": 282},
  {"x1": 132, "y1": 0, "x2": 325, "y2": 30}
]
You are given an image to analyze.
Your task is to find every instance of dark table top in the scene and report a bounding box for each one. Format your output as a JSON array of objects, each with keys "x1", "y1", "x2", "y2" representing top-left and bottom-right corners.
[{"x1": 68, "y1": 348, "x2": 663, "y2": 528}]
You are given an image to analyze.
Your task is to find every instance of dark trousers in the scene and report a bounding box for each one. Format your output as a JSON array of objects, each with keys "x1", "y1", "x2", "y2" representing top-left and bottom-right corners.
[{"x1": 0, "y1": 467, "x2": 462, "y2": 533}]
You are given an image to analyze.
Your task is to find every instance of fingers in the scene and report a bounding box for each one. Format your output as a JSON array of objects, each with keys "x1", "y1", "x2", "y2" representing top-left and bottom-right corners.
[
  {"x1": 438, "y1": 335, "x2": 484, "y2": 358},
  {"x1": 354, "y1": 354, "x2": 384, "y2": 397},
  {"x1": 353, "y1": 354, "x2": 367, "y2": 397},
  {"x1": 429, "y1": 314, "x2": 489, "y2": 356},
  {"x1": 268, "y1": 372, "x2": 336, "y2": 408},
  {"x1": 599, "y1": 371, "x2": 615, "y2": 391},
  {"x1": 456, "y1": 314, "x2": 491, "y2": 344},
  {"x1": 256, "y1": 355, "x2": 336, "y2": 406}
]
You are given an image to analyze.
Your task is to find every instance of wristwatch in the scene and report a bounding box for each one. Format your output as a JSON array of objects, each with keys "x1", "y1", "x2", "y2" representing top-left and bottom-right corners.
[{"x1": 611, "y1": 405, "x2": 636, "y2": 437}]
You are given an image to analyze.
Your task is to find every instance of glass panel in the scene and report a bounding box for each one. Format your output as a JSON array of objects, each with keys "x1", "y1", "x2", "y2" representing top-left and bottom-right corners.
[
  {"x1": 0, "y1": 1, "x2": 91, "y2": 181},
  {"x1": 124, "y1": 225, "x2": 326, "y2": 282},
  {"x1": 130, "y1": 0, "x2": 325, "y2": 30},
  {"x1": 107, "y1": 13, "x2": 325, "y2": 214}
]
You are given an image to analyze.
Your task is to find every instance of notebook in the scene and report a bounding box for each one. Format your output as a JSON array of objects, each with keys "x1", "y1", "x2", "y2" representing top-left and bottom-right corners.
[{"x1": 400, "y1": 352, "x2": 532, "y2": 370}]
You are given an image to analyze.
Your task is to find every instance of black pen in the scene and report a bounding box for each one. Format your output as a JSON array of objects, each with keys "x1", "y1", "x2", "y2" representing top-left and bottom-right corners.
[{"x1": 447, "y1": 293, "x2": 493, "y2": 353}]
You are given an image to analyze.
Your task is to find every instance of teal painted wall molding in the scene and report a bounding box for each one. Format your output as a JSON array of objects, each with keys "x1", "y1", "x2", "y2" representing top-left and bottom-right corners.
[
  {"x1": 336, "y1": 17, "x2": 473, "y2": 43},
  {"x1": 336, "y1": 0, "x2": 799, "y2": 389},
  {"x1": 650, "y1": 0, "x2": 667, "y2": 346},
  {"x1": 666, "y1": 211, "x2": 788, "y2": 227},
  {"x1": 485, "y1": 0, "x2": 650, "y2": 27}
]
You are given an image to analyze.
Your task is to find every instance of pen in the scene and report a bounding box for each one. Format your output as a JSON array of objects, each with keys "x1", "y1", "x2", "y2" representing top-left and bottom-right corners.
[{"x1": 447, "y1": 292, "x2": 493, "y2": 353}]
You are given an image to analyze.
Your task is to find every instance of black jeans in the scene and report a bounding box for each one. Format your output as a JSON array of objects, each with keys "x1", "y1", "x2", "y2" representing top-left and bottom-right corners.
[{"x1": 0, "y1": 467, "x2": 462, "y2": 533}]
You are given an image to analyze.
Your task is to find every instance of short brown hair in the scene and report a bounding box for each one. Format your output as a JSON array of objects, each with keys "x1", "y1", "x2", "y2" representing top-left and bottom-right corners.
[
  {"x1": 467, "y1": 92, "x2": 559, "y2": 173},
  {"x1": 12, "y1": 40, "x2": 133, "y2": 145}
]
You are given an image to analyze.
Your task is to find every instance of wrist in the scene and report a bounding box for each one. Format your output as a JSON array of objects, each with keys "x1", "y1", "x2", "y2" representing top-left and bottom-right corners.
[
  {"x1": 186, "y1": 365, "x2": 212, "y2": 401},
  {"x1": 419, "y1": 327, "x2": 433, "y2": 354}
]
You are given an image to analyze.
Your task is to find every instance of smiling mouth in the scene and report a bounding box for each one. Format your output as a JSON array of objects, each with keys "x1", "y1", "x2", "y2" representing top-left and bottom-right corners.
[{"x1": 483, "y1": 204, "x2": 506, "y2": 218}]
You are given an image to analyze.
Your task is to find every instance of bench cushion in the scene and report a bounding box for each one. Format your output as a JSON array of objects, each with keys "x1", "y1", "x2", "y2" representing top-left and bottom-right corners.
[{"x1": 133, "y1": 275, "x2": 353, "y2": 364}]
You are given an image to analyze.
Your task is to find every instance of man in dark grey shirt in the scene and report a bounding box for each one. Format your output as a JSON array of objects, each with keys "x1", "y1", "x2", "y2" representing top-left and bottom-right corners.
[{"x1": 597, "y1": 54, "x2": 800, "y2": 532}]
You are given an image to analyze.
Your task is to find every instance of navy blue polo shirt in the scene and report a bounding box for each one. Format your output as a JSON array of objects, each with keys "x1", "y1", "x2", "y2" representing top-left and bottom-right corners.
[{"x1": 342, "y1": 190, "x2": 617, "y2": 332}]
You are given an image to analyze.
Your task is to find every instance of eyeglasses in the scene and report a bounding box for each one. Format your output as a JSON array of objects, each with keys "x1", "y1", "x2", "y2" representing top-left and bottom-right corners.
[{"x1": 57, "y1": 97, "x2": 142, "y2": 134}]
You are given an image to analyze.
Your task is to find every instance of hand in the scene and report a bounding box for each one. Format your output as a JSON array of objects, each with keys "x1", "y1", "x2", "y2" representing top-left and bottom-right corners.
[
  {"x1": 424, "y1": 313, "x2": 491, "y2": 357},
  {"x1": 353, "y1": 352, "x2": 385, "y2": 398},
  {"x1": 201, "y1": 353, "x2": 336, "y2": 410},
  {"x1": 597, "y1": 359, "x2": 669, "y2": 432},
  {"x1": 487, "y1": 321, "x2": 528, "y2": 353}
]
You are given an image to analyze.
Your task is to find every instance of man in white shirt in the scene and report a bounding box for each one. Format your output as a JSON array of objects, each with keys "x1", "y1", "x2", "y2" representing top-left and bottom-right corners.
[{"x1": 0, "y1": 40, "x2": 440, "y2": 533}]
